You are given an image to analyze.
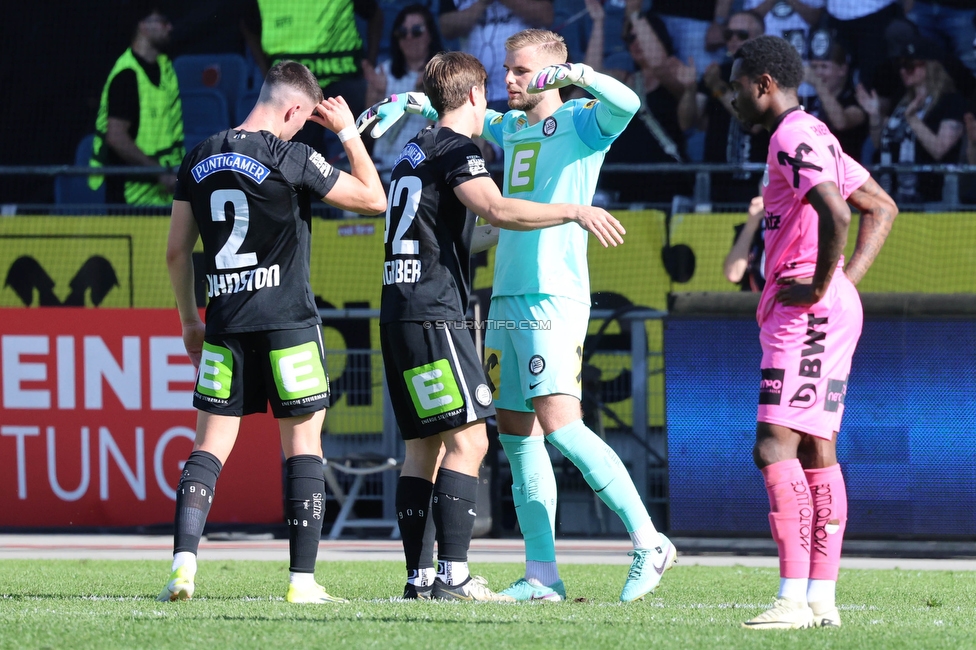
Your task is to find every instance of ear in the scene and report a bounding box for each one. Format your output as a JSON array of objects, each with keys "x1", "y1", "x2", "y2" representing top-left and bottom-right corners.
[
  {"x1": 756, "y1": 73, "x2": 773, "y2": 97},
  {"x1": 283, "y1": 104, "x2": 301, "y2": 123}
]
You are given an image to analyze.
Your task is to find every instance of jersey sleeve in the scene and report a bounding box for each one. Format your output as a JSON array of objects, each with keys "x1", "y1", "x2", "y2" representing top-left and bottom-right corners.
[
  {"x1": 107, "y1": 69, "x2": 139, "y2": 124},
  {"x1": 769, "y1": 125, "x2": 838, "y2": 200},
  {"x1": 840, "y1": 151, "x2": 870, "y2": 200},
  {"x1": 278, "y1": 141, "x2": 340, "y2": 199},
  {"x1": 481, "y1": 110, "x2": 506, "y2": 147},
  {"x1": 571, "y1": 99, "x2": 621, "y2": 151},
  {"x1": 442, "y1": 138, "x2": 491, "y2": 188},
  {"x1": 173, "y1": 155, "x2": 192, "y2": 201}
]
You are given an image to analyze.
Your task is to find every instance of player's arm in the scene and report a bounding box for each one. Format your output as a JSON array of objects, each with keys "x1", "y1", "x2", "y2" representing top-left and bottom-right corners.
[
  {"x1": 453, "y1": 176, "x2": 625, "y2": 247},
  {"x1": 310, "y1": 97, "x2": 387, "y2": 215},
  {"x1": 724, "y1": 196, "x2": 764, "y2": 284},
  {"x1": 844, "y1": 175, "x2": 898, "y2": 286},
  {"x1": 165, "y1": 200, "x2": 206, "y2": 368},
  {"x1": 775, "y1": 181, "x2": 850, "y2": 307},
  {"x1": 528, "y1": 63, "x2": 640, "y2": 136}
]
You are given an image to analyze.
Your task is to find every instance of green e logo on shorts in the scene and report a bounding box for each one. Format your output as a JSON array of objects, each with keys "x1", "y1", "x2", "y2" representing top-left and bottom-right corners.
[
  {"x1": 197, "y1": 342, "x2": 233, "y2": 399},
  {"x1": 271, "y1": 342, "x2": 328, "y2": 400},
  {"x1": 508, "y1": 142, "x2": 540, "y2": 194},
  {"x1": 404, "y1": 359, "x2": 463, "y2": 418}
]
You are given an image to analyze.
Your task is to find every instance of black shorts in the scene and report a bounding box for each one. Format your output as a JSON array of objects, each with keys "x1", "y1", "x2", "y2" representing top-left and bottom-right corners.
[
  {"x1": 193, "y1": 324, "x2": 331, "y2": 418},
  {"x1": 381, "y1": 321, "x2": 495, "y2": 440}
]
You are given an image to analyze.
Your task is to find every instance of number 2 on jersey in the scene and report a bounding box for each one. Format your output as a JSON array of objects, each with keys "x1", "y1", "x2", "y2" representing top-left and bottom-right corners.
[
  {"x1": 384, "y1": 176, "x2": 422, "y2": 255},
  {"x1": 211, "y1": 188, "x2": 257, "y2": 270}
]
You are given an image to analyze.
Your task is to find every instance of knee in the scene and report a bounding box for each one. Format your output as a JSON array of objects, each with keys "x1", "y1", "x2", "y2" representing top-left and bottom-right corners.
[{"x1": 449, "y1": 431, "x2": 489, "y2": 463}]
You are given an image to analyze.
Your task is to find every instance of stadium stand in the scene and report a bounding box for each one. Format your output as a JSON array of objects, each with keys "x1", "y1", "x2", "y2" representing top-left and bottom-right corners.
[
  {"x1": 179, "y1": 88, "x2": 231, "y2": 152},
  {"x1": 53, "y1": 134, "x2": 104, "y2": 206}
]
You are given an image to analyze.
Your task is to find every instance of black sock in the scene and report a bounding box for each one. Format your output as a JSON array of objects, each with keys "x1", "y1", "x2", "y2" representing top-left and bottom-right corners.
[
  {"x1": 285, "y1": 454, "x2": 325, "y2": 574},
  {"x1": 432, "y1": 468, "x2": 479, "y2": 563},
  {"x1": 396, "y1": 476, "x2": 436, "y2": 578},
  {"x1": 174, "y1": 450, "x2": 222, "y2": 554}
]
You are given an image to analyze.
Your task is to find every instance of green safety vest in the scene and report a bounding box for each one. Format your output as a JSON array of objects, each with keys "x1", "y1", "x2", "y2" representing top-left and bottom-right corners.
[
  {"x1": 89, "y1": 48, "x2": 185, "y2": 206},
  {"x1": 258, "y1": 0, "x2": 362, "y2": 88}
]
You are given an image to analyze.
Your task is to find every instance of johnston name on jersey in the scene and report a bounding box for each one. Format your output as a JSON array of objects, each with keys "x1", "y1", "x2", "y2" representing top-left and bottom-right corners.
[
  {"x1": 175, "y1": 130, "x2": 339, "y2": 334},
  {"x1": 380, "y1": 126, "x2": 492, "y2": 324}
]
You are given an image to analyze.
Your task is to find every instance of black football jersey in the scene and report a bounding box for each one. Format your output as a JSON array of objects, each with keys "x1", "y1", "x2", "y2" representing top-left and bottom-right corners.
[
  {"x1": 175, "y1": 129, "x2": 339, "y2": 334},
  {"x1": 380, "y1": 126, "x2": 491, "y2": 324}
]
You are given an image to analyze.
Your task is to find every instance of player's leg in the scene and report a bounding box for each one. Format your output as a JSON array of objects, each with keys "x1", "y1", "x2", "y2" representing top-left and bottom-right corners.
[
  {"x1": 537, "y1": 393, "x2": 675, "y2": 602},
  {"x1": 742, "y1": 422, "x2": 815, "y2": 629},
  {"x1": 487, "y1": 296, "x2": 562, "y2": 601},
  {"x1": 262, "y1": 325, "x2": 340, "y2": 604},
  {"x1": 800, "y1": 434, "x2": 846, "y2": 628},
  {"x1": 397, "y1": 436, "x2": 443, "y2": 599},
  {"x1": 159, "y1": 334, "x2": 250, "y2": 602},
  {"x1": 158, "y1": 410, "x2": 239, "y2": 601}
]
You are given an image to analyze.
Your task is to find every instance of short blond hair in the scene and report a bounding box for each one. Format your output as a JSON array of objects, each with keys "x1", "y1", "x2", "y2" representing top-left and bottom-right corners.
[
  {"x1": 424, "y1": 51, "x2": 488, "y2": 114},
  {"x1": 505, "y1": 29, "x2": 568, "y2": 63}
]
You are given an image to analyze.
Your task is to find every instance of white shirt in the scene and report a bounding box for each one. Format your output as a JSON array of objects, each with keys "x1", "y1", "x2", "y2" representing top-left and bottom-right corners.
[
  {"x1": 826, "y1": 0, "x2": 896, "y2": 21},
  {"x1": 743, "y1": 0, "x2": 824, "y2": 40},
  {"x1": 371, "y1": 60, "x2": 432, "y2": 175}
]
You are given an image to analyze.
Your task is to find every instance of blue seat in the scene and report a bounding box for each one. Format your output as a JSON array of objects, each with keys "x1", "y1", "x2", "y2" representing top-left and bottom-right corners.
[
  {"x1": 181, "y1": 88, "x2": 230, "y2": 151},
  {"x1": 54, "y1": 134, "x2": 104, "y2": 206},
  {"x1": 235, "y1": 90, "x2": 260, "y2": 125},
  {"x1": 173, "y1": 53, "x2": 250, "y2": 110}
]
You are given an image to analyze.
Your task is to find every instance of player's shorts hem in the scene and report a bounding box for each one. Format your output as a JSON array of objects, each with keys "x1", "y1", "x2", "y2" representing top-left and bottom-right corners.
[{"x1": 757, "y1": 415, "x2": 837, "y2": 440}]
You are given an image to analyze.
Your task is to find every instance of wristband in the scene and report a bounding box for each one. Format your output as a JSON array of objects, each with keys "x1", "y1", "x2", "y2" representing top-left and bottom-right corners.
[{"x1": 337, "y1": 126, "x2": 359, "y2": 143}]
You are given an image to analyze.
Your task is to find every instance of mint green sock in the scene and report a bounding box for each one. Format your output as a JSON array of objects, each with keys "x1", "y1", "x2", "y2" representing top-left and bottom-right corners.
[
  {"x1": 499, "y1": 433, "x2": 557, "y2": 563},
  {"x1": 546, "y1": 420, "x2": 651, "y2": 533}
]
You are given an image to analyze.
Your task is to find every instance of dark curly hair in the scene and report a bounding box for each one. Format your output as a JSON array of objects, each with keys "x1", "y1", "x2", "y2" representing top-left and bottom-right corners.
[{"x1": 733, "y1": 35, "x2": 804, "y2": 90}]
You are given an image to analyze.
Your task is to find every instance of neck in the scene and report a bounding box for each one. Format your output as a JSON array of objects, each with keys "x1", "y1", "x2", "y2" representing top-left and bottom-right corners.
[
  {"x1": 405, "y1": 54, "x2": 426, "y2": 72},
  {"x1": 238, "y1": 105, "x2": 284, "y2": 139},
  {"x1": 438, "y1": 109, "x2": 475, "y2": 139},
  {"x1": 525, "y1": 92, "x2": 563, "y2": 126},
  {"x1": 636, "y1": 66, "x2": 660, "y2": 92},
  {"x1": 763, "y1": 94, "x2": 801, "y2": 131},
  {"x1": 131, "y1": 36, "x2": 158, "y2": 62}
]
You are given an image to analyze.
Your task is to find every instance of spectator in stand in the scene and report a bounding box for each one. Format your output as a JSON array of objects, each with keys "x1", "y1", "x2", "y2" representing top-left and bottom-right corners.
[
  {"x1": 825, "y1": 0, "x2": 903, "y2": 90},
  {"x1": 677, "y1": 10, "x2": 768, "y2": 204},
  {"x1": 439, "y1": 1, "x2": 554, "y2": 113},
  {"x1": 652, "y1": 0, "x2": 733, "y2": 79},
  {"x1": 857, "y1": 35, "x2": 966, "y2": 203},
  {"x1": 242, "y1": 0, "x2": 383, "y2": 156},
  {"x1": 89, "y1": 4, "x2": 185, "y2": 206},
  {"x1": 742, "y1": 0, "x2": 823, "y2": 43},
  {"x1": 803, "y1": 29, "x2": 868, "y2": 161},
  {"x1": 362, "y1": 4, "x2": 442, "y2": 180},
  {"x1": 594, "y1": 3, "x2": 693, "y2": 204},
  {"x1": 555, "y1": 0, "x2": 649, "y2": 78},
  {"x1": 908, "y1": 0, "x2": 976, "y2": 76},
  {"x1": 962, "y1": 96, "x2": 976, "y2": 202}
]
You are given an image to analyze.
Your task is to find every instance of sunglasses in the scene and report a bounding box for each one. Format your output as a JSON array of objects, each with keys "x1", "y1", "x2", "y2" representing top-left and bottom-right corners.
[
  {"x1": 724, "y1": 29, "x2": 751, "y2": 42},
  {"x1": 395, "y1": 24, "x2": 427, "y2": 39}
]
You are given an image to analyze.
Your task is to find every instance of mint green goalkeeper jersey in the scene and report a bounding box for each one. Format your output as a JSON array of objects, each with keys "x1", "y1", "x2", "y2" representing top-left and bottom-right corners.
[{"x1": 481, "y1": 94, "x2": 631, "y2": 304}]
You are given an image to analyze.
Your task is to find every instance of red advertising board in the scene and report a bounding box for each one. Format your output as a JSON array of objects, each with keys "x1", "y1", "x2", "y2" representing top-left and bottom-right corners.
[{"x1": 0, "y1": 308, "x2": 283, "y2": 527}]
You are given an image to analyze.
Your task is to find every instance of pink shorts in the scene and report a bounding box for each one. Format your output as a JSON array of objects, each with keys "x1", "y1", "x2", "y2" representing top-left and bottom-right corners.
[{"x1": 756, "y1": 273, "x2": 863, "y2": 439}]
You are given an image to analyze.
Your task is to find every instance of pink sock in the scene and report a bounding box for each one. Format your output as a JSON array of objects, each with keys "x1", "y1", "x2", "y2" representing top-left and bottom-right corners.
[
  {"x1": 805, "y1": 464, "x2": 848, "y2": 581},
  {"x1": 761, "y1": 459, "x2": 812, "y2": 579}
]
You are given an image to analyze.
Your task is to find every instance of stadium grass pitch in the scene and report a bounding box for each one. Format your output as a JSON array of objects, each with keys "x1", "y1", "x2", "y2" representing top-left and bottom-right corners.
[{"x1": 1, "y1": 559, "x2": 972, "y2": 649}]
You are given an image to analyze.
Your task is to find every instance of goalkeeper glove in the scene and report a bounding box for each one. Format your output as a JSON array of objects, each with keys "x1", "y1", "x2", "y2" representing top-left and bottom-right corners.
[
  {"x1": 355, "y1": 91, "x2": 437, "y2": 138},
  {"x1": 527, "y1": 63, "x2": 594, "y2": 94}
]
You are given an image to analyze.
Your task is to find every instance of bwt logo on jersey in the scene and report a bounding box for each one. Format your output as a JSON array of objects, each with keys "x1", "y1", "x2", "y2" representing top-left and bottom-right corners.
[
  {"x1": 191, "y1": 153, "x2": 270, "y2": 184},
  {"x1": 394, "y1": 143, "x2": 426, "y2": 169},
  {"x1": 759, "y1": 368, "x2": 785, "y2": 405},
  {"x1": 824, "y1": 376, "x2": 847, "y2": 413}
]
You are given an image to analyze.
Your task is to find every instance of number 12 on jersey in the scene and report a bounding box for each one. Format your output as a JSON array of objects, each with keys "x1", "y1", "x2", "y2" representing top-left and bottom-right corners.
[{"x1": 383, "y1": 176, "x2": 423, "y2": 285}]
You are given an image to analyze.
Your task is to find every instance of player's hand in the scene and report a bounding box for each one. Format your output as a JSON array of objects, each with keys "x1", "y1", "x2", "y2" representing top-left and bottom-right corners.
[
  {"x1": 527, "y1": 63, "x2": 594, "y2": 94},
  {"x1": 356, "y1": 92, "x2": 433, "y2": 138},
  {"x1": 181, "y1": 320, "x2": 206, "y2": 370},
  {"x1": 573, "y1": 205, "x2": 626, "y2": 247},
  {"x1": 746, "y1": 195, "x2": 764, "y2": 222},
  {"x1": 774, "y1": 276, "x2": 823, "y2": 307},
  {"x1": 310, "y1": 96, "x2": 356, "y2": 134}
]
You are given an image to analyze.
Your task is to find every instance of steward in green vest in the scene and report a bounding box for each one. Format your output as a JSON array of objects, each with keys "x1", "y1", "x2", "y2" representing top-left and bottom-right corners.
[
  {"x1": 90, "y1": 8, "x2": 184, "y2": 206},
  {"x1": 248, "y1": 0, "x2": 381, "y2": 90}
]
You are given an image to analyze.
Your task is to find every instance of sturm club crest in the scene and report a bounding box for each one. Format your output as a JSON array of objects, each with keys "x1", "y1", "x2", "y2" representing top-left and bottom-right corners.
[
  {"x1": 542, "y1": 117, "x2": 557, "y2": 137},
  {"x1": 475, "y1": 384, "x2": 492, "y2": 406},
  {"x1": 528, "y1": 355, "x2": 546, "y2": 376}
]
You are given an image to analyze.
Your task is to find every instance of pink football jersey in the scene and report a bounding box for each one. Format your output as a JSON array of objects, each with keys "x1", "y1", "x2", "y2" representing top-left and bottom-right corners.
[{"x1": 758, "y1": 108, "x2": 870, "y2": 324}]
